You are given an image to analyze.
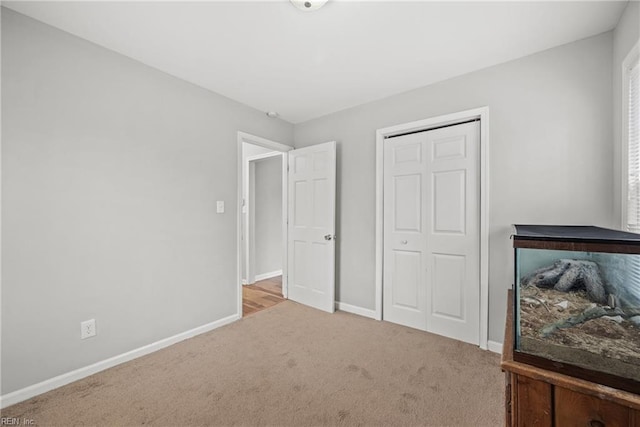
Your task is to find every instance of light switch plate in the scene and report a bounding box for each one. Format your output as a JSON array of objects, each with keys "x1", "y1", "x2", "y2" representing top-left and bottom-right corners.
[
  {"x1": 216, "y1": 201, "x2": 224, "y2": 213},
  {"x1": 81, "y1": 319, "x2": 96, "y2": 339}
]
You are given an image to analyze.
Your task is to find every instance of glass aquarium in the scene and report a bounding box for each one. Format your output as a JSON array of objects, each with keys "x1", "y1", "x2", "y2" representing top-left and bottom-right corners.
[{"x1": 513, "y1": 225, "x2": 640, "y2": 394}]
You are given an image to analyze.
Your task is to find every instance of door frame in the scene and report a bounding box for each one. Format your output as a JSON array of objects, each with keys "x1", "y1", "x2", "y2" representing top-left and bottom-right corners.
[
  {"x1": 374, "y1": 106, "x2": 490, "y2": 350},
  {"x1": 244, "y1": 151, "x2": 285, "y2": 286},
  {"x1": 236, "y1": 131, "x2": 292, "y2": 317}
]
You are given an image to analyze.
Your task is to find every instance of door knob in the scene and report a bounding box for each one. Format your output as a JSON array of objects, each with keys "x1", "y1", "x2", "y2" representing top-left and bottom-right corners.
[
  {"x1": 324, "y1": 234, "x2": 335, "y2": 241},
  {"x1": 401, "y1": 240, "x2": 408, "y2": 245}
]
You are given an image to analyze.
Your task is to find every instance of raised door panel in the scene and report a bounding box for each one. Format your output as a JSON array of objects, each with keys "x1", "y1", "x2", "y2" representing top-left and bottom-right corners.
[
  {"x1": 432, "y1": 169, "x2": 466, "y2": 234},
  {"x1": 312, "y1": 178, "x2": 328, "y2": 228},
  {"x1": 293, "y1": 180, "x2": 309, "y2": 227},
  {"x1": 394, "y1": 174, "x2": 422, "y2": 233},
  {"x1": 431, "y1": 253, "x2": 465, "y2": 320},
  {"x1": 431, "y1": 135, "x2": 466, "y2": 161},
  {"x1": 391, "y1": 250, "x2": 421, "y2": 310},
  {"x1": 394, "y1": 142, "x2": 422, "y2": 165},
  {"x1": 292, "y1": 240, "x2": 309, "y2": 290}
]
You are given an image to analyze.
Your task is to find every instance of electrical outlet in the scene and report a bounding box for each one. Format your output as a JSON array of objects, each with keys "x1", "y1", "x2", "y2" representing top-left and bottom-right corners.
[{"x1": 80, "y1": 319, "x2": 96, "y2": 339}]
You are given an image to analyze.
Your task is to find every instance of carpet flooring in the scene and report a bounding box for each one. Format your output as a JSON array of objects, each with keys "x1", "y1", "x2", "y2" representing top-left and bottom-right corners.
[{"x1": 2, "y1": 301, "x2": 504, "y2": 426}]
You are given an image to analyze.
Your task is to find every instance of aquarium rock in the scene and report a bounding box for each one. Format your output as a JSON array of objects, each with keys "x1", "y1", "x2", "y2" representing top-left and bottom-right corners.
[
  {"x1": 630, "y1": 316, "x2": 640, "y2": 326},
  {"x1": 603, "y1": 315, "x2": 624, "y2": 324},
  {"x1": 555, "y1": 300, "x2": 569, "y2": 309},
  {"x1": 521, "y1": 259, "x2": 606, "y2": 304}
]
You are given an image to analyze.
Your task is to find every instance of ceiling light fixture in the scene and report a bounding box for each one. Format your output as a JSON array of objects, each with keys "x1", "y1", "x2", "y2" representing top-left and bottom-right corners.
[
  {"x1": 266, "y1": 111, "x2": 279, "y2": 118},
  {"x1": 290, "y1": 0, "x2": 328, "y2": 12}
]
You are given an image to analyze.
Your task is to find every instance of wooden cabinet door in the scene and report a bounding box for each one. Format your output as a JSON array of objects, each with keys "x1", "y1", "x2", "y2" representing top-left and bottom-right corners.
[
  {"x1": 555, "y1": 386, "x2": 631, "y2": 427},
  {"x1": 515, "y1": 375, "x2": 552, "y2": 426}
]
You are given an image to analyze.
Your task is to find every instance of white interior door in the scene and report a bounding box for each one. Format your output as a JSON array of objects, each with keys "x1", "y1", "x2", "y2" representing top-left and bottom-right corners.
[
  {"x1": 383, "y1": 121, "x2": 480, "y2": 345},
  {"x1": 287, "y1": 141, "x2": 336, "y2": 313}
]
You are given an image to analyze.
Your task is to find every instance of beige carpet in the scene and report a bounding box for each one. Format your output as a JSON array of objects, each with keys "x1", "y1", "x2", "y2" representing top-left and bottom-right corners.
[{"x1": 2, "y1": 301, "x2": 504, "y2": 426}]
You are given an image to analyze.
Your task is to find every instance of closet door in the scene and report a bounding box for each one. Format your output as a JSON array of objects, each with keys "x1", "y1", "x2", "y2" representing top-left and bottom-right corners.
[
  {"x1": 383, "y1": 121, "x2": 480, "y2": 345},
  {"x1": 424, "y1": 121, "x2": 479, "y2": 345},
  {"x1": 383, "y1": 133, "x2": 428, "y2": 331}
]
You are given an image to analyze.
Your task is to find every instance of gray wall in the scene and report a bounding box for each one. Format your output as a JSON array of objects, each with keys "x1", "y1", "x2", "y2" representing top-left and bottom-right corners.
[
  {"x1": 254, "y1": 156, "x2": 283, "y2": 276},
  {"x1": 293, "y1": 33, "x2": 614, "y2": 344},
  {"x1": 1, "y1": 9, "x2": 293, "y2": 394},
  {"x1": 612, "y1": 1, "x2": 640, "y2": 228}
]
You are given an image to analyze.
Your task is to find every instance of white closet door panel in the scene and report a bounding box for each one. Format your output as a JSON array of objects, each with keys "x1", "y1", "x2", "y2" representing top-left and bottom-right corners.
[
  {"x1": 383, "y1": 133, "x2": 427, "y2": 331},
  {"x1": 425, "y1": 122, "x2": 480, "y2": 345}
]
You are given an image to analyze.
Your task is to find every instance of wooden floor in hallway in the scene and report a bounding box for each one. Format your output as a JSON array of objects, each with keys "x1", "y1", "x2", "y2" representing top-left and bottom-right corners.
[{"x1": 242, "y1": 276, "x2": 284, "y2": 317}]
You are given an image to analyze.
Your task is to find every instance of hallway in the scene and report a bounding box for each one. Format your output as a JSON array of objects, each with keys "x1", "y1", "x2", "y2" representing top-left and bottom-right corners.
[{"x1": 242, "y1": 276, "x2": 284, "y2": 317}]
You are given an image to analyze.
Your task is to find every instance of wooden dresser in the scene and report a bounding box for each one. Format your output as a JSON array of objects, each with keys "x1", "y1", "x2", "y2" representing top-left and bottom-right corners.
[{"x1": 501, "y1": 291, "x2": 640, "y2": 426}]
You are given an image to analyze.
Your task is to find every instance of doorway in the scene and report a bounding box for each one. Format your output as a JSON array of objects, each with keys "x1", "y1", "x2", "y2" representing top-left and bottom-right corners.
[
  {"x1": 237, "y1": 132, "x2": 291, "y2": 317},
  {"x1": 236, "y1": 132, "x2": 338, "y2": 318},
  {"x1": 375, "y1": 107, "x2": 490, "y2": 349},
  {"x1": 243, "y1": 152, "x2": 285, "y2": 316},
  {"x1": 243, "y1": 151, "x2": 283, "y2": 284}
]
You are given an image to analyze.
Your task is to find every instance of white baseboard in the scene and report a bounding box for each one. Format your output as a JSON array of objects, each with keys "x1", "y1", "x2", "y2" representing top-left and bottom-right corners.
[
  {"x1": 0, "y1": 313, "x2": 240, "y2": 409},
  {"x1": 255, "y1": 270, "x2": 282, "y2": 282},
  {"x1": 335, "y1": 301, "x2": 377, "y2": 319},
  {"x1": 487, "y1": 340, "x2": 503, "y2": 354}
]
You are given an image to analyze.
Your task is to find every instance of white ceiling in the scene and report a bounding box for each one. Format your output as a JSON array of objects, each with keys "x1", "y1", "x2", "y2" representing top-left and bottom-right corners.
[{"x1": 3, "y1": 1, "x2": 629, "y2": 124}]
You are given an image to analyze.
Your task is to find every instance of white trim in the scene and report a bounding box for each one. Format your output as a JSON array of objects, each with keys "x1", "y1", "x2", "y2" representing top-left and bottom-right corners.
[
  {"x1": 479, "y1": 109, "x2": 491, "y2": 351},
  {"x1": 246, "y1": 152, "x2": 281, "y2": 163},
  {"x1": 375, "y1": 135, "x2": 384, "y2": 321},
  {"x1": 237, "y1": 132, "x2": 292, "y2": 316},
  {"x1": 335, "y1": 302, "x2": 377, "y2": 319},
  {"x1": 246, "y1": 161, "x2": 256, "y2": 284},
  {"x1": 487, "y1": 340, "x2": 503, "y2": 354},
  {"x1": 0, "y1": 313, "x2": 239, "y2": 409},
  {"x1": 280, "y1": 152, "x2": 289, "y2": 299},
  {"x1": 375, "y1": 106, "x2": 490, "y2": 350},
  {"x1": 255, "y1": 270, "x2": 283, "y2": 282},
  {"x1": 238, "y1": 136, "x2": 244, "y2": 312},
  {"x1": 238, "y1": 132, "x2": 292, "y2": 153},
  {"x1": 620, "y1": 41, "x2": 640, "y2": 230}
]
